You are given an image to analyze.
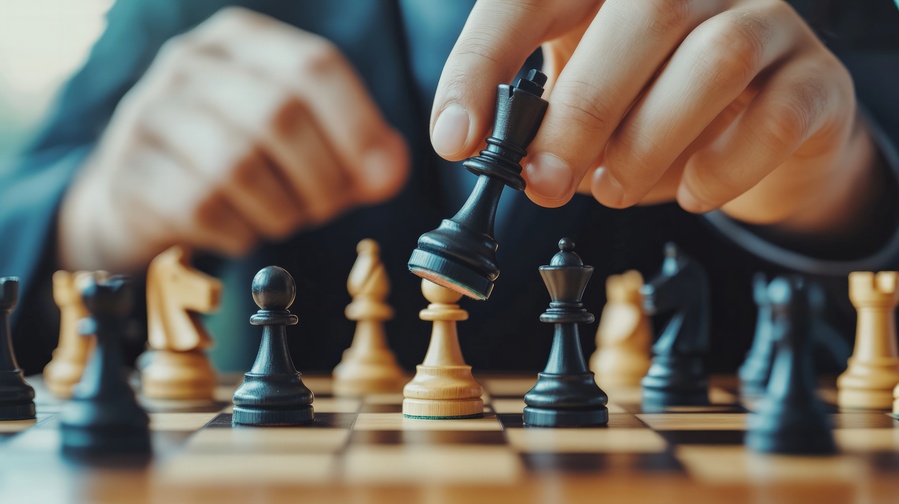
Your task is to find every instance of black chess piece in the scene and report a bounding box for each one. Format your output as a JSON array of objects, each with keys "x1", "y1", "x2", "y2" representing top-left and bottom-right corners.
[
  {"x1": 232, "y1": 266, "x2": 314, "y2": 426},
  {"x1": 739, "y1": 273, "x2": 776, "y2": 397},
  {"x1": 523, "y1": 238, "x2": 608, "y2": 427},
  {"x1": 60, "y1": 275, "x2": 150, "y2": 456},
  {"x1": 0, "y1": 277, "x2": 36, "y2": 421},
  {"x1": 408, "y1": 69, "x2": 549, "y2": 301},
  {"x1": 745, "y1": 276, "x2": 836, "y2": 455},
  {"x1": 640, "y1": 243, "x2": 710, "y2": 411}
]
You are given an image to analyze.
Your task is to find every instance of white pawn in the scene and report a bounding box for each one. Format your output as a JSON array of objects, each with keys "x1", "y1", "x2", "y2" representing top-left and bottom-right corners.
[
  {"x1": 333, "y1": 239, "x2": 405, "y2": 396},
  {"x1": 403, "y1": 279, "x2": 484, "y2": 419},
  {"x1": 590, "y1": 270, "x2": 652, "y2": 388},
  {"x1": 838, "y1": 271, "x2": 899, "y2": 409}
]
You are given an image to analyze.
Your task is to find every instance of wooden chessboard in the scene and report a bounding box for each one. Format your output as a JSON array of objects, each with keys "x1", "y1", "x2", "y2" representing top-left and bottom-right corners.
[{"x1": 1, "y1": 375, "x2": 897, "y2": 504}]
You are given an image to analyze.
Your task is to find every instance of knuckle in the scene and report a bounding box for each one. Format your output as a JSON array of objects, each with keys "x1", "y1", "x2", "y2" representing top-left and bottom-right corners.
[
  {"x1": 693, "y1": 13, "x2": 770, "y2": 89},
  {"x1": 644, "y1": 0, "x2": 695, "y2": 34},
  {"x1": 295, "y1": 37, "x2": 343, "y2": 77},
  {"x1": 551, "y1": 80, "x2": 617, "y2": 139},
  {"x1": 759, "y1": 78, "x2": 830, "y2": 153},
  {"x1": 605, "y1": 124, "x2": 662, "y2": 186},
  {"x1": 205, "y1": 6, "x2": 271, "y2": 34}
]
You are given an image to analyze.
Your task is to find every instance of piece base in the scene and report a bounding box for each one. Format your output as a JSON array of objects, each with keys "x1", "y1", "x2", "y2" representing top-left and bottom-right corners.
[
  {"x1": 409, "y1": 249, "x2": 491, "y2": 301},
  {"x1": 0, "y1": 402, "x2": 36, "y2": 421},
  {"x1": 60, "y1": 425, "x2": 151, "y2": 456},
  {"x1": 837, "y1": 388, "x2": 895, "y2": 410},
  {"x1": 232, "y1": 406, "x2": 314, "y2": 426},
  {"x1": 745, "y1": 430, "x2": 837, "y2": 455},
  {"x1": 402, "y1": 398, "x2": 484, "y2": 419},
  {"x1": 522, "y1": 406, "x2": 609, "y2": 428}
]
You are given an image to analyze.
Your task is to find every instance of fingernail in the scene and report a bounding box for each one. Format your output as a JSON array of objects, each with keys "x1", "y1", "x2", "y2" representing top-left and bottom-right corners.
[
  {"x1": 592, "y1": 167, "x2": 624, "y2": 208},
  {"x1": 431, "y1": 104, "x2": 470, "y2": 156},
  {"x1": 525, "y1": 153, "x2": 574, "y2": 201}
]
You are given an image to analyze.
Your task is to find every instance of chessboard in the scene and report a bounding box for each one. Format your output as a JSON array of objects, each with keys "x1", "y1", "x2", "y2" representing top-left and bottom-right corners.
[{"x1": 1, "y1": 375, "x2": 897, "y2": 504}]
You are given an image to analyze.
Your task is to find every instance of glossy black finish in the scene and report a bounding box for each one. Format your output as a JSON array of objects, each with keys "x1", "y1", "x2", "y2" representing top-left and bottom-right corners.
[
  {"x1": 739, "y1": 273, "x2": 776, "y2": 397},
  {"x1": 524, "y1": 239, "x2": 608, "y2": 427},
  {"x1": 640, "y1": 243, "x2": 710, "y2": 410},
  {"x1": 0, "y1": 277, "x2": 35, "y2": 420},
  {"x1": 232, "y1": 266, "x2": 314, "y2": 426},
  {"x1": 408, "y1": 69, "x2": 549, "y2": 300},
  {"x1": 60, "y1": 276, "x2": 150, "y2": 456},
  {"x1": 745, "y1": 276, "x2": 836, "y2": 455}
]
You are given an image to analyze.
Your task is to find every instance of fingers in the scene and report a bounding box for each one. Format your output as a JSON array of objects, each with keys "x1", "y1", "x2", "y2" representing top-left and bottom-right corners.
[
  {"x1": 524, "y1": 0, "x2": 728, "y2": 207},
  {"x1": 181, "y1": 8, "x2": 409, "y2": 203},
  {"x1": 430, "y1": 0, "x2": 598, "y2": 160},
  {"x1": 600, "y1": 1, "x2": 799, "y2": 208},
  {"x1": 676, "y1": 53, "x2": 849, "y2": 218}
]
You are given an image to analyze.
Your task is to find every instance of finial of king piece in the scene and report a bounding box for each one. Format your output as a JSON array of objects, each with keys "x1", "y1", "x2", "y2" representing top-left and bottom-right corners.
[{"x1": 408, "y1": 69, "x2": 550, "y2": 301}]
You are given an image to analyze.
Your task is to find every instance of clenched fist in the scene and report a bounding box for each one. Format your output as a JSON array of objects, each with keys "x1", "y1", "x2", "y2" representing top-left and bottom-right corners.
[{"x1": 58, "y1": 8, "x2": 408, "y2": 272}]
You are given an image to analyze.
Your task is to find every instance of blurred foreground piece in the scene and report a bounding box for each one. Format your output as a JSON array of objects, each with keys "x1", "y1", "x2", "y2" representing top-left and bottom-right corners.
[
  {"x1": 403, "y1": 279, "x2": 484, "y2": 419},
  {"x1": 590, "y1": 270, "x2": 652, "y2": 388},
  {"x1": 408, "y1": 70, "x2": 549, "y2": 300},
  {"x1": 141, "y1": 246, "x2": 222, "y2": 402},
  {"x1": 232, "y1": 266, "x2": 313, "y2": 426},
  {"x1": 746, "y1": 276, "x2": 836, "y2": 455},
  {"x1": 837, "y1": 272, "x2": 899, "y2": 410},
  {"x1": 640, "y1": 243, "x2": 710, "y2": 410},
  {"x1": 60, "y1": 275, "x2": 150, "y2": 456},
  {"x1": 0, "y1": 277, "x2": 35, "y2": 421},
  {"x1": 333, "y1": 240, "x2": 404, "y2": 396},
  {"x1": 524, "y1": 239, "x2": 608, "y2": 427},
  {"x1": 739, "y1": 273, "x2": 777, "y2": 398},
  {"x1": 44, "y1": 271, "x2": 97, "y2": 399}
]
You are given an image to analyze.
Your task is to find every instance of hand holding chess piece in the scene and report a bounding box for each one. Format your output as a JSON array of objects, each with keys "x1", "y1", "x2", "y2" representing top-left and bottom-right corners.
[{"x1": 403, "y1": 279, "x2": 484, "y2": 419}]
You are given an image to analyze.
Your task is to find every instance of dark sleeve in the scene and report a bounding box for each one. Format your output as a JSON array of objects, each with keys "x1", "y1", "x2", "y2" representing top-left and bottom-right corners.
[
  {"x1": 0, "y1": 0, "x2": 227, "y2": 372},
  {"x1": 703, "y1": 1, "x2": 899, "y2": 276}
]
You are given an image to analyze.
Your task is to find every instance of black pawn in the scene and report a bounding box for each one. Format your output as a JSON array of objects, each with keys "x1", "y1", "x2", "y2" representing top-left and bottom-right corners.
[
  {"x1": 739, "y1": 273, "x2": 776, "y2": 397},
  {"x1": 60, "y1": 276, "x2": 150, "y2": 456},
  {"x1": 523, "y1": 238, "x2": 608, "y2": 427},
  {"x1": 0, "y1": 277, "x2": 35, "y2": 421},
  {"x1": 232, "y1": 266, "x2": 313, "y2": 426},
  {"x1": 408, "y1": 69, "x2": 550, "y2": 301},
  {"x1": 640, "y1": 243, "x2": 710, "y2": 410},
  {"x1": 746, "y1": 276, "x2": 836, "y2": 455}
]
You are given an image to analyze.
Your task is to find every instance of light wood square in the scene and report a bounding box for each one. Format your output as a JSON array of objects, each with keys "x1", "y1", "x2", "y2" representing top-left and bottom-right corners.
[
  {"x1": 159, "y1": 453, "x2": 337, "y2": 485},
  {"x1": 186, "y1": 427, "x2": 350, "y2": 453},
  {"x1": 312, "y1": 397, "x2": 362, "y2": 414},
  {"x1": 149, "y1": 412, "x2": 219, "y2": 431},
  {"x1": 835, "y1": 428, "x2": 899, "y2": 451},
  {"x1": 342, "y1": 446, "x2": 521, "y2": 484},
  {"x1": 676, "y1": 445, "x2": 865, "y2": 484},
  {"x1": 353, "y1": 412, "x2": 503, "y2": 431},
  {"x1": 637, "y1": 413, "x2": 748, "y2": 430},
  {"x1": 506, "y1": 428, "x2": 667, "y2": 453}
]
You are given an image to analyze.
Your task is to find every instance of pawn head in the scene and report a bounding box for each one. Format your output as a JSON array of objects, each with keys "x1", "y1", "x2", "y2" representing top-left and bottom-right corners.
[
  {"x1": 252, "y1": 266, "x2": 296, "y2": 311},
  {"x1": 421, "y1": 278, "x2": 463, "y2": 305}
]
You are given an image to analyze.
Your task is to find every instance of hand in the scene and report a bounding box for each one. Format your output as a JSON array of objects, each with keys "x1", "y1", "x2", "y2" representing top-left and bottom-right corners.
[
  {"x1": 431, "y1": 0, "x2": 877, "y2": 235},
  {"x1": 58, "y1": 7, "x2": 408, "y2": 272}
]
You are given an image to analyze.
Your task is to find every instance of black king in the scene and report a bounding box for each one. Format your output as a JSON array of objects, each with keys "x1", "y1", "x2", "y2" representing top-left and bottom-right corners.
[{"x1": 408, "y1": 69, "x2": 549, "y2": 300}]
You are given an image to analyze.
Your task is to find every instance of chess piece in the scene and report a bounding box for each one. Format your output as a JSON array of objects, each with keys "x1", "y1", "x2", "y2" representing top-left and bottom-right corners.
[
  {"x1": 640, "y1": 243, "x2": 710, "y2": 410},
  {"x1": 837, "y1": 271, "x2": 899, "y2": 409},
  {"x1": 60, "y1": 275, "x2": 151, "y2": 456},
  {"x1": 232, "y1": 266, "x2": 313, "y2": 426},
  {"x1": 140, "y1": 246, "x2": 222, "y2": 401},
  {"x1": 523, "y1": 239, "x2": 608, "y2": 427},
  {"x1": 590, "y1": 270, "x2": 652, "y2": 388},
  {"x1": 403, "y1": 279, "x2": 484, "y2": 419},
  {"x1": 746, "y1": 276, "x2": 836, "y2": 455},
  {"x1": 409, "y1": 69, "x2": 549, "y2": 300},
  {"x1": 44, "y1": 271, "x2": 98, "y2": 399},
  {"x1": 0, "y1": 277, "x2": 35, "y2": 421},
  {"x1": 333, "y1": 240, "x2": 405, "y2": 396},
  {"x1": 739, "y1": 273, "x2": 777, "y2": 398}
]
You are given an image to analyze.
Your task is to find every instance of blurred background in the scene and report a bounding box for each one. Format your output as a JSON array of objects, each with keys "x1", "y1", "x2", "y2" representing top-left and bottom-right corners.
[{"x1": 0, "y1": 0, "x2": 112, "y2": 163}]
